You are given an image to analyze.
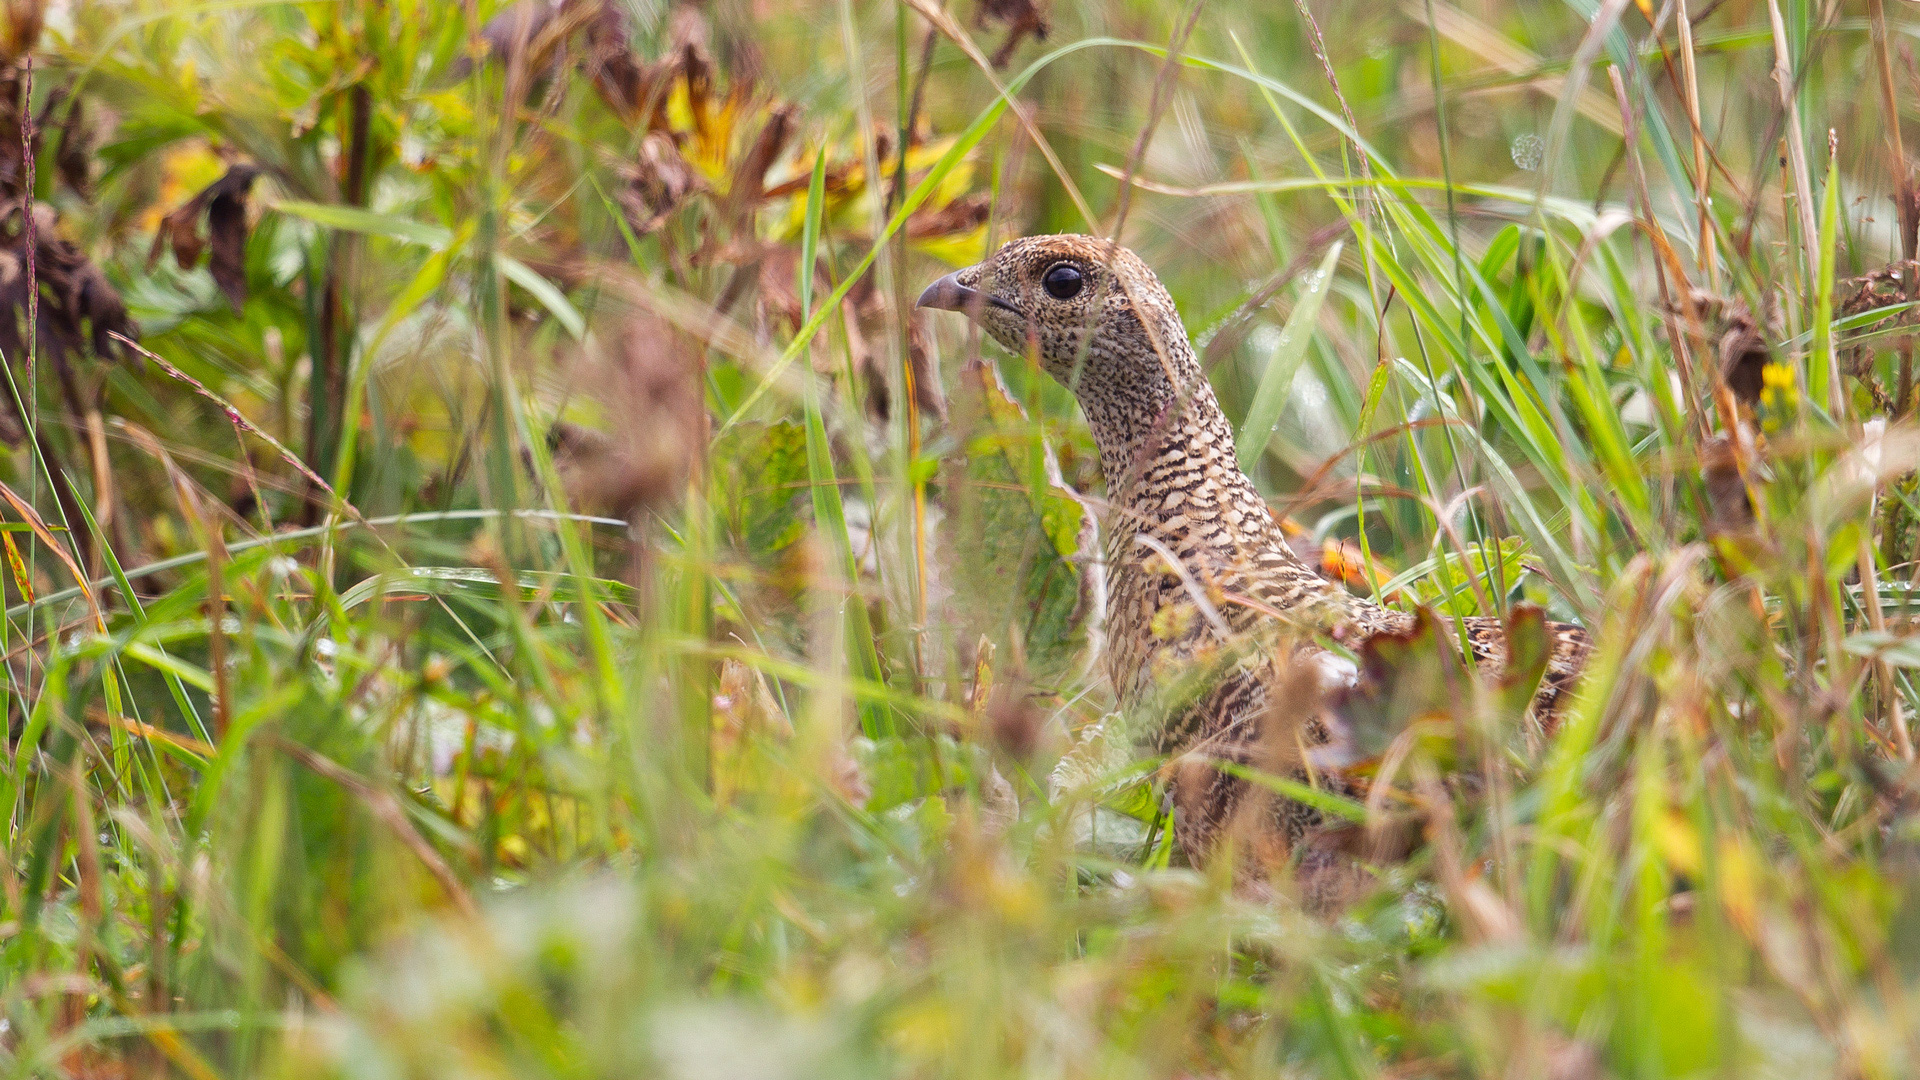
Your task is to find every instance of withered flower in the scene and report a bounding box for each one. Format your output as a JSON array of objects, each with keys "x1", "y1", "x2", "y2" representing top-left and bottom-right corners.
[{"x1": 617, "y1": 133, "x2": 706, "y2": 236}]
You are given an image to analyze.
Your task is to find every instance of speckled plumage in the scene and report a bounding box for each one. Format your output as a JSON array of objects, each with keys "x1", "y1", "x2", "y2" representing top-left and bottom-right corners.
[{"x1": 921, "y1": 235, "x2": 1590, "y2": 866}]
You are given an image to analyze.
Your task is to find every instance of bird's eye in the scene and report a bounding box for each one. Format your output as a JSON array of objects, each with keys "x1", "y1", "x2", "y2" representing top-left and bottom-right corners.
[{"x1": 1041, "y1": 263, "x2": 1084, "y2": 300}]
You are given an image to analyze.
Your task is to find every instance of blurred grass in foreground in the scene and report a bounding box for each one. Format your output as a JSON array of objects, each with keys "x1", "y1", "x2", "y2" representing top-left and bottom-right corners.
[{"x1": 4, "y1": 0, "x2": 1920, "y2": 1076}]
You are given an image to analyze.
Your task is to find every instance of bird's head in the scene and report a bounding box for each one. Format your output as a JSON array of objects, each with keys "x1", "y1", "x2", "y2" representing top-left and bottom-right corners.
[{"x1": 915, "y1": 234, "x2": 1195, "y2": 396}]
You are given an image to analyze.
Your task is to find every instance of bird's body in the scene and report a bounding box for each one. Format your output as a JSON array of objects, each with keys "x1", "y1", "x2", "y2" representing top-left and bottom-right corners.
[{"x1": 920, "y1": 235, "x2": 1589, "y2": 866}]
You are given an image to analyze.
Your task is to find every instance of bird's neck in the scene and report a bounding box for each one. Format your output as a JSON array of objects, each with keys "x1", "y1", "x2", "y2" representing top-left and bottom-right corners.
[
  {"x1": 1073, "y1": 327, "x2": 1392, "y2": 684},
  {"x1": 1069, "y1": 326, "x2": 1344, "y2": 610},
  {"x1": 1075, "y1": 339, "x2": 1260, "y2": 525}
]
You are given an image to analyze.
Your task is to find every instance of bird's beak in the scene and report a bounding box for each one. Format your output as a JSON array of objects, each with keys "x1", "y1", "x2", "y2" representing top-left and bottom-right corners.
[{"x1": 915, "y1": 268, "x2": 1017, "y2": 316}]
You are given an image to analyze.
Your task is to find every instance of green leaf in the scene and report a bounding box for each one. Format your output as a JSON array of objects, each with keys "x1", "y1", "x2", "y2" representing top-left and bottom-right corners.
[
  {"x1": 496, "y1": 255, "x2": 585, "y2": 340},
  {"x1": 1377, "y1": 537, "x2": 1532, "y2": 619},
  {"x1": 858, "y1": 734, "x2": 979, "y2": 815},
  {"x1": 800, "y1": 147, "x2": 826, "y2": 320},
  {"x1": 795, "y1": 147, "x2": 891, "y2": 738},
  {"x1": 713, "y1": 420, "x2": 811, "y2": 559},
  {"x1": 373, "y1": 237, "x2": 463, "y2": 347},
  {"x1": 947, "y1": 361, "x2": 1094, "y2": 677},
  {"x1": 1236, "y1": 240, "x2": 1342, "y2": 470},
  {"x1": 1495, "y1": 604, "x2": 1551, "y2": 718},
  {"x1": 123, "y1": 641, "x2": 216, "y2": 693},
  {"x1": 271, "y1": 199, "x2": 455, "y2": 248},
  {"x1": 1217, "y1": 762, "x2": 1368, "y2": 823},
  {"x1": 1811, "y1": 150, "x2": 1842, "y2": 413},
  {"x1": 1845, "y1": 631, "x2": 1920, "y2": 669}
]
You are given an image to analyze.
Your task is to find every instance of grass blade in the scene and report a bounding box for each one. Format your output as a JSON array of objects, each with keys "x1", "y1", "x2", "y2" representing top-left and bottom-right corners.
[{"x1": 1236, "y1": 240, "x2": 1342, "y2": 470}]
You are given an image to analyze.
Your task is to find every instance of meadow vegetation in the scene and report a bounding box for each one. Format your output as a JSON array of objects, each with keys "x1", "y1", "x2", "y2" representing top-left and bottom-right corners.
[{"x1": 3, "y1": 0, "x2": 1920, "y2": 1075}]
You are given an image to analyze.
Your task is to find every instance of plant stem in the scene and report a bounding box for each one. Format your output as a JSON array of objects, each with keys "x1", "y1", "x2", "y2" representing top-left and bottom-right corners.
[
  {"x1": 304, "y1": 81, "x2": 373, "y2": 523},
  {"x1": 1867, "y1": 0, "x2": 1916, "y2": 417}
]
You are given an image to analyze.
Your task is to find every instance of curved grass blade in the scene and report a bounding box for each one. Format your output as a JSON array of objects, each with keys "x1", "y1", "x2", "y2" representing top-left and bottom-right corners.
[{"x1": 798, "y1": 147, "x2": 891, "y2": 738}]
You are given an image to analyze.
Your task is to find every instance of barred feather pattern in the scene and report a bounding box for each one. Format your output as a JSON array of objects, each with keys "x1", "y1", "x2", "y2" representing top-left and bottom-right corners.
[{"x1": 927, "y1": 235, "x2": 1590, "y2": 865}]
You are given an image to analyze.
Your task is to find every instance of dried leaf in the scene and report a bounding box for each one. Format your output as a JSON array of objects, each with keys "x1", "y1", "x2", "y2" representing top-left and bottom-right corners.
[
  {"x1": 904, "y1": 320, "x2": 946, "y2": 419},
  {"x1": 1718, "y1": 309, "x2": 1769, "y2": 406},
  {"x1": 760, "y1": 157, "x2": 863, "y2": 200},
  {"x1": 1677, "y1": 290, "x2": 1775, "y2": 407},
  {"x1": 0, "y1": 203, "x2": 139, "y2": 368},
  {"x1": 0, "y1": 69, "x2": 90, "y2": 202},
  {"x1": 203, "y1": 166, "x2": 259, "y2": 311},
  {"x1": 161, "y1": 206, "x2": 203, "y2": 270},
  {"x1": 984, "y1": 681, "x2": 1048, "y2": 761},
  {"x1": 724, "y1": 104, "x2": 796, "y2": 217},
  {"x1": 0, "y1": 474, "x2": 101, "y2": 630},
  {"x1": 753, "y1": 245, "x2": 806, "y2": 330},
  {"x1": 583, "y1": 0, "x2": 667, "y2": 121},
  {"x1": 0, "y1": 0, "x2": 44, "y2": 64},
  {"x1": 906, "y1": 191, "x2": 991, "y2": 240},
  {"x1": 1493, "y1": 604, "x2": 1551, "y2": 718},
  {"x1": 453, "y1": 0, "x2": 589, "y2": 83},
  {"x1": 840, "y1": 296, "x2": 890, "y2": 421},
  {"x1": 1838, "y1": 259, "x2": 1920, "y2": 327},
  {"x1": 1324, "y1": 608, "x2": 1468, "y2": 765},
  {"x1": 1700, "y1": 434, "x2": 1755, "y2": 536},
  {"x1": 669, "y1": 10, "x2": 715, "y2": 131},
  {"x1": 480, "y1": 0, "x2": 561, "y2": 62},
  {"x1": 68, "y1": 255, "x2": 138, "y2": 359},
  {"x1": 146, "y1": 165, "x2": 260, "y2": 312}
]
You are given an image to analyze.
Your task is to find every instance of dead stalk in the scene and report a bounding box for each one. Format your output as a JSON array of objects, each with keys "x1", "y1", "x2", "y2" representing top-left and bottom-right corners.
[
  {"x1": 1765, "y1": 0, "x2": 1839, "y2": 411},
  {"x1": 1674, "y1": 0, "x2": 1716, "y2": 290},
  {"x1": 1106, "y1": 0, "x2": 1204, "y2": 241},
  {"x1": 1856, "y1": 531, "x2": 1912, "y2": 759},
  {"x1": 1609, "y1": 67, "x2": 1708, "y2": 444},
  {"x1": 304, "y1": 81, "x2": 374, "y2": 523},
  {"x1": 1868, "y1": 0, "x2": 1917, "y2": 415}
]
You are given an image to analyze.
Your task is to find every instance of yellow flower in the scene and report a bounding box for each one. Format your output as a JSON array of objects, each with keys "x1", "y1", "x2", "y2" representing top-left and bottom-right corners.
[{"x1": 1758, "y1": 361, "x2": 1797, "y2": 411}]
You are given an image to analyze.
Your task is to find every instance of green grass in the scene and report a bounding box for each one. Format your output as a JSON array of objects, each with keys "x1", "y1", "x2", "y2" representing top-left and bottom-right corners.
[{"x1": 4, "y1": 0, "x2": 1920, "y2": 1076}]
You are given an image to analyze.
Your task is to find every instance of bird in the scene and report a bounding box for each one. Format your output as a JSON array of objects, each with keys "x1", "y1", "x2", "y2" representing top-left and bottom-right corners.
[{"x1": 918, "y1": 234, "x2": 1590, "y2": 879}]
